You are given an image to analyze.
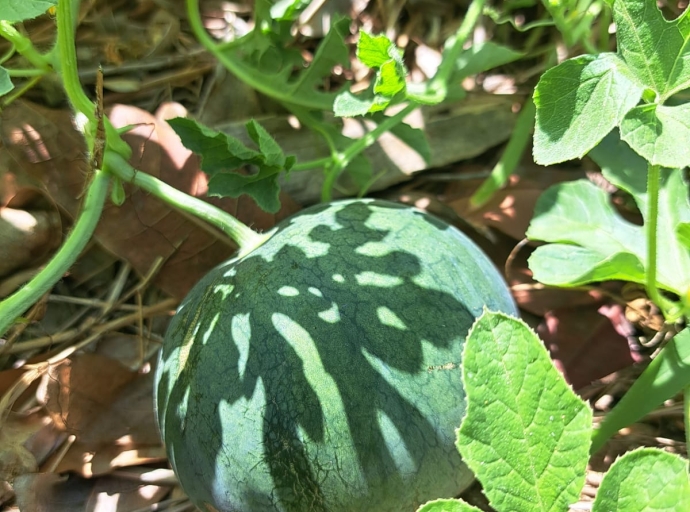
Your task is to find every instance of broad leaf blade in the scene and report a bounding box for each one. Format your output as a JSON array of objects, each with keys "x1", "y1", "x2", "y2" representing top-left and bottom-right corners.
[
  {"x1": 620, "y1": 103, "x2": 690, "y2": 168},
  {"x1": 417, "y1": 499, "x2": 482, "y2": 512},
  {"x1": 527, "y1": 180, "x2": 644, "y2": 258},
  {"x1": 589, "y1": 133, "x2": 690, "y2": 294},
  {"x1": 591, "y1": 328, "x2": 690, "y2": 454},
  {"x1": 593, "y1": 448, "x2": 690, "y2": 511},
  {"x1": 245, "y1": 119, "x2": 287, "y2": 168},
  {"x1": 374, "y1": 59, "x2": 406, "y2": 97},
  {"x1": 458, "y1": 311, "x2": 591, "y2": 512},
  {"x1": 614, "y1": 0, "x2": 690, "y2": 99},
  {"x1": 333, "y1": 91, "x2": 377, "y2": 117},
  {"x1": 528, "y1": 245, "x2": 646, "y2": 287},
  {"x1": 533, "y1": 53, "x2": 643, "y2": 165}
]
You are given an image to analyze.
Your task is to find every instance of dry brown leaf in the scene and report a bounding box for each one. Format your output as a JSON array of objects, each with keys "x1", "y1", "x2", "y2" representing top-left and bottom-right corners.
[
  {"x1": 1, "y1": 100, "x2": 302, "y2": 299},
  {"x1": 41, "y1": 354, "x2": 136, "y2": 436},
  {"x1": 13, "y1": 472, "x2": 168, "y2": 512},
  {"x1": 0, "y1": 412, "x2": 49, "y2": 481},
  {"x1": 537, "y1": 304, "x2": 644, "y2": 389}
]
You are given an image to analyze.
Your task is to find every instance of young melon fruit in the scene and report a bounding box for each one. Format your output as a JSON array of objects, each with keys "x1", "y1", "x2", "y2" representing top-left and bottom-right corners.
[{"x1": 155, "y1": 199, "x2": 517, "y2": 512}]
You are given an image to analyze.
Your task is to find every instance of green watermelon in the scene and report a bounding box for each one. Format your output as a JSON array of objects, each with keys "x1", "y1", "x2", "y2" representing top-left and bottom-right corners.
[{"x1": 155, "y1": 199, "x2": 517, "y2": 512}]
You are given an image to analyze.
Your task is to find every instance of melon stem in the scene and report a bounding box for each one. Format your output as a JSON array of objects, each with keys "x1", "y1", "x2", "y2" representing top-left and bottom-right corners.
[{"x1": 104, "y1": 151, "x2": 271, "y2": 255}]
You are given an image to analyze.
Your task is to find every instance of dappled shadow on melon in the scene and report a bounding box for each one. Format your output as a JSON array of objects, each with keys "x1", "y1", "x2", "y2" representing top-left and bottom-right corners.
[{"x1": 158, "y1": 201, "x2": 476, "y2": 511}]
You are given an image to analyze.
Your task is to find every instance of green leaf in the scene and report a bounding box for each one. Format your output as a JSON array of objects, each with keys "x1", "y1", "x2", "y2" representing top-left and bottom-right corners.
[
  {"x1": 0, "y1": 66, "x2": 13, "y2": 95},
  {"x1": 168, "y1": 117, "x2": 263, "y2": 172},
  {"x1": 454, "y1": 41, "x2": 524, "y2": 81},
  {"x1": 416, "y1": 499, "x2": 482, "y2": 512},
  {"x1": 333, "y1": 90, "x2": 377, "y2": 117},
  {"x1": 356, "y1": 31, "x2": 399, "y2": 68},
  {"x1": 614, "y1": 0, "x2": 690, "y2": 100},
  {"x1": 533, "y1": 53, "x2": 643, "y2": 165},
  {"x1": 591, "y1": 328, "x2": 690, "y2": 454},
  {"x1": 527, "y1": 168, "x2": 690, "y2": 294},
  {"x1": 291, "y1": 17, "x2": 350, "y2": 98},
  {"x1": 620, "y1": 103, "x2": 690, "y2": 168},
  {"x1": 528, "y1": 245, "x2": 646, "y2": 287},
  {"x1": 207, "y1": 171, "x2": 282, "y2": 213},
  {"x1": 246, "y1": 119, "x2": 287, "y2": 168},
  {"x1": 0, "y1": 0, "x2": 56, "y2": 22},
  {"x1": 527, "y1": 180, "x2": 644, "y2": 259},
  {"x1": 374, "y1": 59, "x2": 406, "y2": 97},
  {"x1": 593, "y1": 448, "x2": 690, "y2": 511},
  {"x1": 458, "y1": 311, "x2": 591, "y2": 512},
  {"x1": 168, "y1": 117, "x2": 293, "y2": 213}
]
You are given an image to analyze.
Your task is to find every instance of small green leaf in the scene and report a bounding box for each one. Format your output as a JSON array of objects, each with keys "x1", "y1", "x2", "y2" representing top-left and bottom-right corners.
[
  {"x1": 168, "y1": 117, "x2": 293, "y2": 213},
  {"x1": 417, "y1": 498, "x2": 482, "y2": 512},
  {"x1": 333, "y1": 90, "x2": 377, "y2": 117},
  {"x1": 591, "y1": 328, "x2": 690, "y2": 454},
  {"x1": 0, "y1": 0, "x2": 56, "y2": 22},
  {"x1": 593, "y1": 448, "x2": 690, "y2": 511},
  {"x1": 110, "y1": 177, "x2": 126, "y2": 206},
  {"x1": 458, "y1": 311, "x2": 591, "y2": 512},
  {"x1": 356, "y1": 31, "x2": 398, "y2": 68},
  {"x1": 533, "y1": 53, "x2": 643, "y2": 165},
  {"x1": 374, "y1": 59, "x2": 406, "y2": 97},
  {"x1": 0, "y1": 66, "x2": 13, "y2": 95},
  {"x1": 620, "y1": 103, "x2": 690, "y2": 168},
  {"x1": 454, "y1": 41, "x2": 524, "y2": 80}
]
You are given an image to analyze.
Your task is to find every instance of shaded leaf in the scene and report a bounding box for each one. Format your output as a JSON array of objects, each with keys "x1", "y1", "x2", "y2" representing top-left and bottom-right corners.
[
  {"x1": 533, "y1": 53, "x2": 643, "y2": 165},
  {"x1": 620, "y1": 103, "x2": 690, "y2": 168},
  {"x1": 454, "y1": 41, "x2": 524, "y2": 80}
]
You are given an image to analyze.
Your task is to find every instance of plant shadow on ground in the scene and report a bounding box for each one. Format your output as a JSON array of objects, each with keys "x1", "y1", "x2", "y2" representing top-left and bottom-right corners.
[{"x1": 156, "y1": 200, "x2": 516, "y2": 512}]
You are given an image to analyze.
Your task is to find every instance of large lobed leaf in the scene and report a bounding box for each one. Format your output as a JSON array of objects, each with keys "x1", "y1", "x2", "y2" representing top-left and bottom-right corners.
[
  {"x1": 528, "y1": 131, "x2": 690, "y2": 294},
  {"x1": 457, "y1": 311, "x2": 591, "y2": 512},
  {"x1": 533, "y1": 0, "x2": 690, "y2": 168}
]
